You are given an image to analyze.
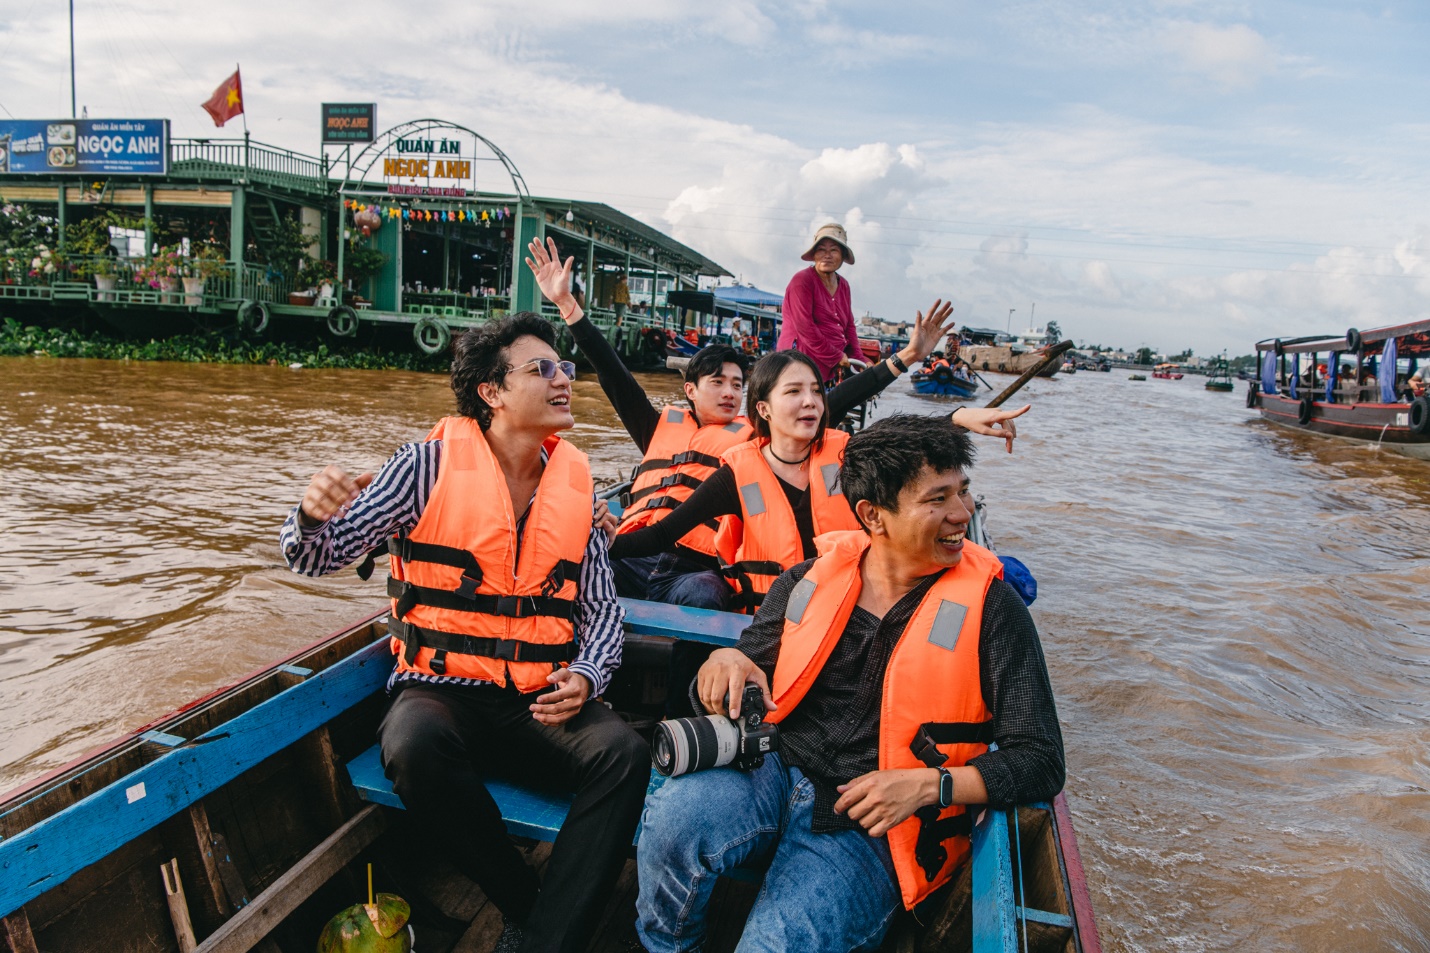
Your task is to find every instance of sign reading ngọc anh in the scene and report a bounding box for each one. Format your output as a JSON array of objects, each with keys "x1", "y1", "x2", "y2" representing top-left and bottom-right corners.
[
  {"x1": 0, "y1": 119, "x2": 168, "y2": 175},
  {"x1": 321, "y1": 103, "x2": 376, "y2": 144},
  {"x1": 381, "y1": 135, "x2": 473, "y2": 183}
]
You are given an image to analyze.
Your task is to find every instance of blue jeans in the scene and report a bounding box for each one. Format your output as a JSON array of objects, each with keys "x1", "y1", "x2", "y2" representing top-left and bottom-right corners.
[
  {"x1": 635, "y1": 753, "x2": 900, "y2": 953},
  {"x1": 648, "y1": 552, "x2": 732, "y2": 717}
]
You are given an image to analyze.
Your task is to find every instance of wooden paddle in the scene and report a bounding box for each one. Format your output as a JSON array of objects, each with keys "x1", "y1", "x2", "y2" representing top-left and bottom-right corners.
[{"x1": 985, "y1": 340, "x2": 1075, "y2": 409}]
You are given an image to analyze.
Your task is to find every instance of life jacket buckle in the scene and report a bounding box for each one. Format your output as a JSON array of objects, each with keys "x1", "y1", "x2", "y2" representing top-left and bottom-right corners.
[
  {"x1": 456, "y1": 572, "x2": 482, "y2": 600},
  {"x1": 491, "y1": 639, "x2": 520, "y2": 661},
  {"x1": 495, "y1": 595, "x2": 522, "y2": 618},
  {"x1": 658, "y1": 474, "x2": 681, "y2": 489}
]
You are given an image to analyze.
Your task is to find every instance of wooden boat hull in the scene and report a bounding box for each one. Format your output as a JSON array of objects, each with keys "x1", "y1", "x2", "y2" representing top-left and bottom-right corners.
[
  {"x1": 961, "y1": 346, "x2": 1061, "y2": 378},
  {"x1": 1253, "y1": 391, "x2": 1430, "y2": 455},
  {"x1": 0, "y1": 494, "x2": 1100, "y2": 952},
  {"x1": 912, "y1": 372, "x2": 978, "y2": 399}
]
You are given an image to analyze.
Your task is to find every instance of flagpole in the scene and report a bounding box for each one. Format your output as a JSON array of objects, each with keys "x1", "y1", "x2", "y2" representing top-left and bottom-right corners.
[{"x1": 238, "y1": 63, "x2": 248, "y2": 137}]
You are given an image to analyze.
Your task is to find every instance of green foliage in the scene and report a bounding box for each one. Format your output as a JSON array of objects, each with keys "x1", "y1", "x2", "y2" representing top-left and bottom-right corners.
[
  {"x1": 1134, "y1": 346, "x2": 1155, "y2": 365},
  {"x1": 0, "y1": 318, "x2": 448, "y2": 372},
  {"x1": 258, "y1": 211, "x2": 314, "y2": 280},
  {"x1": 344, "y1": 239, "x2": 389, "y2": 281},
  {"x1": 1044, "y1": 320, "x2": 1061, "y2": 344}
]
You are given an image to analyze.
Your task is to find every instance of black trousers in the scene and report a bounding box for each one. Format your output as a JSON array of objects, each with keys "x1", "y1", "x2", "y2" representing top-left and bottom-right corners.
[{"x1": 378, "y1": 680, "x2": 648, "y2": 953}]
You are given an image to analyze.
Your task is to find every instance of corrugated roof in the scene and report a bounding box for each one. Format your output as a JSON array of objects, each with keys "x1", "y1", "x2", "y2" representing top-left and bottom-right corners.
[{"x1": 540, "y1": 198, "x2": 731, "y2": 278}]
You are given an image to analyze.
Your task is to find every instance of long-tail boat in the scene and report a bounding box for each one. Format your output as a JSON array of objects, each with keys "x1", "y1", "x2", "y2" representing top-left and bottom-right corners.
[
  {"x1": 1248, "y1": 321, "x2": 1430, "y2": 458},
  {"x1": 0, "y1": 497, "x2": 1101, "y2": 953}
]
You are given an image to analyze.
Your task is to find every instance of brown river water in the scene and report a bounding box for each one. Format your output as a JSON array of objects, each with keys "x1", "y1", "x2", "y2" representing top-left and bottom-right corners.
[{"x1": 1, "y1": 356, "x2": 1427, "y2": 952}]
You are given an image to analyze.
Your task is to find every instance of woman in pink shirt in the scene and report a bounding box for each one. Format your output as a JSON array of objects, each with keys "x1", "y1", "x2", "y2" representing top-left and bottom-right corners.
[{"x1": 778, "y1": 223, "x2": 863, "y2": 383}]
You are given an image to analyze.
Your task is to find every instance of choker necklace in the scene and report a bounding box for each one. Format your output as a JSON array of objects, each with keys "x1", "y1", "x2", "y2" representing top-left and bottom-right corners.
[{"x1": 767, "y1": 443, "x2": 812, "y2": 466}]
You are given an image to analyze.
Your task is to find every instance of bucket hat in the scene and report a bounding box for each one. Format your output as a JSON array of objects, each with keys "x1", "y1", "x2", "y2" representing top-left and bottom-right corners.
[{"x1": 800, "y1": 223, "x2": 855, "y2": 265}]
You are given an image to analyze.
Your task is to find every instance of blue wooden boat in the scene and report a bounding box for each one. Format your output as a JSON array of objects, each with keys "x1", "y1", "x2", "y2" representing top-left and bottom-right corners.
[
  {"x1": 0, "y1": 498, "x2": 1101, "y2": 953},
  {"x1": 912, "y1": 368, "x2": 979, "y2": 399}
]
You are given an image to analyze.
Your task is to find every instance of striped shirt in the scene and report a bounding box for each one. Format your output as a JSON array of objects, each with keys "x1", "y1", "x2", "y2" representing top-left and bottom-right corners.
[{"x1": 279, "y1": 440, "x2": 625, "y2": 696}]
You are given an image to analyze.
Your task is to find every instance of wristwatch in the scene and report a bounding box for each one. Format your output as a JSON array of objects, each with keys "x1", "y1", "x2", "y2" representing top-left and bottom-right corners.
[
  {"x1": 889, "y1": 353, "x2": 909, "y2": 373},
  {"x1": 937, "y1": 768, "x2": 954, "y2": 808}
]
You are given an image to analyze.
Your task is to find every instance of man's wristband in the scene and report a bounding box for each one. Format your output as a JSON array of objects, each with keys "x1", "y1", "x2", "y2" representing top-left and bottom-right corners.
[
  {"x1": 889, "y1": 353, "x2": 909, "y2": 373},
  {"x1": 937, "y1": 767, "x2": 954, "y2": 808}
]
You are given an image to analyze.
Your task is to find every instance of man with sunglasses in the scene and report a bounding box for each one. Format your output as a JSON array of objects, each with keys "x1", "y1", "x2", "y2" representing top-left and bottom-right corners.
[{"x1": 279, "y1": 314, "x2": 647, "y2": 953}]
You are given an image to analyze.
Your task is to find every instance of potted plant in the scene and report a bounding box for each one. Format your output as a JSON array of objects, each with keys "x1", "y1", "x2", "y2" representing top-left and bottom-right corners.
[
  {"x1": 343, "y1": 241, "x2": 388, "y2": 294},
  {"x1": 89, "y1": 256, "x2": 118, "y2": 300},
  {"x1": 183, "y1": 245, "x2": 226, "y2": 304}
]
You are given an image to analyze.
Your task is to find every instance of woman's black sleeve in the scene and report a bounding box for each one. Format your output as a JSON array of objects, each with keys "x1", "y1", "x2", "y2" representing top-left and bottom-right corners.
[
  {"x1": 827, "y1": 361, "x2": 897, "y2": 426},
  {"x1": 569, "y1": 316, "x2": 661, "y2": 451},
  {"x1": 608, "y1": 466, "x2": 741, "y2": 560}
]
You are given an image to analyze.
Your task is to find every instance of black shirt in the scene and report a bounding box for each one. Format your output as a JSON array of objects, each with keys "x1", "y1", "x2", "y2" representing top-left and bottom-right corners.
[{"x1": 736, "y1": 559, "x2": 1066, "y2": 832}]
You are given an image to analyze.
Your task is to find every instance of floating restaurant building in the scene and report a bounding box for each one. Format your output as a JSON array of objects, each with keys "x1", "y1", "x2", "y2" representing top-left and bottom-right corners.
[{"x1": 0, "y1": 116, "x2": 780, "y2": 363}]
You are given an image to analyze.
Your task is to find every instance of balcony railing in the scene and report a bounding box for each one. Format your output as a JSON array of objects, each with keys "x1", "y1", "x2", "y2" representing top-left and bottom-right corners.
[{"x1": 169, "y1": 138, "x2": 328, "y2": 190}]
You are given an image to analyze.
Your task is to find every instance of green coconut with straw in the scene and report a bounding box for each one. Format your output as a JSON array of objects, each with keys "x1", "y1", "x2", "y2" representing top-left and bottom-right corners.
[{"x1": 317, "y1": 864, "x2": 412, "y2": 953}]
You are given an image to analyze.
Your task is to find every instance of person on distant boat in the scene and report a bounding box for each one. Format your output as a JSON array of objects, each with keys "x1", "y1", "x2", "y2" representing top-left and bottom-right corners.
[
  {"x1": 607, "y1": 349, "x2": 1029, "y2": 618},
  {"x1": 779, "y1": 222, "x2": 864, "y2": 383},
  {"x1": 279, "y1": 315, "x2": 647, "y2": 953},
  {"x1": 1408, "y1": 363, "x2": 1429, "y2": 397},
  {"x1": 612, "y1": 271, "x2": 630, "y2": 324},
  {"x1": 634, "y1": 414, "x2": 1065, "y2": 953}
]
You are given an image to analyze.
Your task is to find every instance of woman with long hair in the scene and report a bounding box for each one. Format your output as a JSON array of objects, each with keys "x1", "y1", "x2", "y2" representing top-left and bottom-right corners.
[{"x1": 608, "y1": 349, "x2": 1027, "y2": 614}]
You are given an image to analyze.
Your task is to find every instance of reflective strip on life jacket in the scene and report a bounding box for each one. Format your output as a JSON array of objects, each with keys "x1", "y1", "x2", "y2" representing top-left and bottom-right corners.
[
  {"x1": 765, "y1": 530, "x2": 1002, "y2": 909},
  {"x1": 714, "y1": 430, "x2": 859, "y2": 614},
  {"x1": 616, "y1": 407, "x2": 752, "y2": 558},
  {"x1": 387, "y1": 416, "x2": 593, "y2": 691}
]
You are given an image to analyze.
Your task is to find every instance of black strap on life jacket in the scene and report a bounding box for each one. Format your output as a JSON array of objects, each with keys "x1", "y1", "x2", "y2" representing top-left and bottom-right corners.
[
  {"x1": 908, "y1": 720, "x2": 993, "y2": 881},
  {"x1": 628, "y1": 494, "x2": 721, "y2": 533},
  {"x1": 720, "y1": 559, "x2": 784, "y2": 613},
  {"x1": 621, "y1": 472, "x2": 707, "y2": 509},
  {"x1": 632, "y1": 449, "x2": 723, "y2": 476},
  {"x1": 389, "y1": 617, "x2": 577, "y2": 667},
  {"x1": 387, "y1": 576, "x2": 576, "y2": 622}
]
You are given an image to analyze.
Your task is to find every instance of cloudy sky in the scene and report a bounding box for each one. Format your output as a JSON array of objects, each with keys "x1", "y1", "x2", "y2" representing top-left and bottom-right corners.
[{"x1": 3, "y1": 1, "x2": 1428, "y2": 354}]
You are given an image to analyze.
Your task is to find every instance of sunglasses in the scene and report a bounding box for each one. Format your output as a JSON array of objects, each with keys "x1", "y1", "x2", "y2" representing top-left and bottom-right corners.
[{"x1": 509, "y1": 358, "x2": 577, "y2": 380}]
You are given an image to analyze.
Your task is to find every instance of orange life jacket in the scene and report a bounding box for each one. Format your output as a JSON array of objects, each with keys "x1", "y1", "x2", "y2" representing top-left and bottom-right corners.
[
  {"x1": 766, "y1": 530, "x2": 1003, "y2": 909},
  {"x1": 617, "y1": 407, "x2": 753, "y2": 558},
  {"x1": 713, "y1": 429, "x2": 859, "y2": 613},
  {"x1": 384, "y1": 415, "x2": 593, "y2": 692}
]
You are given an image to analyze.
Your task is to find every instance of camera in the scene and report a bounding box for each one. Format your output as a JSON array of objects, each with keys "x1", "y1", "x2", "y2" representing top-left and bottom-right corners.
[{"x1": 651, "y1": 683, "x2": 779, "y2": 777}]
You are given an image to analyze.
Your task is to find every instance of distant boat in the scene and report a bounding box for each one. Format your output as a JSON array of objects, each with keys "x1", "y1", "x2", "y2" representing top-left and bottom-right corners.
[
  {"x1": 1205, "y1": 357, "x2": 1235, "y2": 391},
  {"x1": 1249, "y1": 321, "x2": 1430, "y2": 459},
  {"x1": 911, "y1": 367, "x2": 978, "y2": 398},
  {"x1": 1129, "y1": 374, "x2": 1147, "y2": 381},
  {"x1": 962, "y1": 343, "x2": 1062, "y2": 377},
  {"x1": 1151, "y1": 364, "x2": 1183, "y2": 380}
]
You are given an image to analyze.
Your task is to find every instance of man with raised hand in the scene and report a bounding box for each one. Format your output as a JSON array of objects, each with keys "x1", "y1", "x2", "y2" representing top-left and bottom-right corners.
[
  {"x1": 280, "y1": 314, "x2": 646, "y2": 953},
  {"x1": 634, "y1": 413, "x2": 1064, "y2": 953}
]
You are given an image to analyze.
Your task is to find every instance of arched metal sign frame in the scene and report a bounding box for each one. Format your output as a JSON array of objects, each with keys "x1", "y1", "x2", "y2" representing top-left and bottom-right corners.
[{"x1": 349, "y1": 119, "x2": 530, "y2": 199}]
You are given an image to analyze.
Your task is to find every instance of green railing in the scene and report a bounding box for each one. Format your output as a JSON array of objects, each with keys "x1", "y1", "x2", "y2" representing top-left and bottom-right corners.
[
  {"x1": 169, "y1": 138, "x2": 329, "y2": 192},
  {"x1": 0, "y1": 255, "x2": 296, "y2": 308}
]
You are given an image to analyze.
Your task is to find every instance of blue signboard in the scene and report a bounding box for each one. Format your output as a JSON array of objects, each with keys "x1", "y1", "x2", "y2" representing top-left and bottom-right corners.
[{"x1": 0, "y1": 119, "x2": 169, "y2": 175}]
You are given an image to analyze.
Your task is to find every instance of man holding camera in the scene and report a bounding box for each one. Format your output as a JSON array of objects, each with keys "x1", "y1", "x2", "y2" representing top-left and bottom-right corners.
[{"x1": 634, "y1": 414, "x2": 1065, "y2": 953}]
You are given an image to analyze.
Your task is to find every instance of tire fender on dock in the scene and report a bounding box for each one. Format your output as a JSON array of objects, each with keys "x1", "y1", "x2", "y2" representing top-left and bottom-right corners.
[
  {"x1": 1297, "y1": 395, "x2": 1315, "y2": 425},
  {"x1": 1246, "y1": 380, "x2": 1259, "y2": 409},
  {"x1": 413, "y1": 315, "x2": 451, "y2": 355},
  {"x1": 236, "y1": 300, "x2": 269, "y2": 335},
  {"x1": 327, "y1": 305, "x2": 359, "y2": 338}
]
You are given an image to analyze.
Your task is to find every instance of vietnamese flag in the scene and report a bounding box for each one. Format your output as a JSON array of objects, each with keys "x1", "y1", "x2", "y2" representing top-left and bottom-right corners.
[{"x1": 202, "y1": 69, "x2": 244, "y2": 128}]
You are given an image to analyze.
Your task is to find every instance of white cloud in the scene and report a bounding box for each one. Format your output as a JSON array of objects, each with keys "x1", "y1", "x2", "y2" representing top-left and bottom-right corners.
[{"x1": 1162, "y1": 21, "x2": 1277, "y2": 90}]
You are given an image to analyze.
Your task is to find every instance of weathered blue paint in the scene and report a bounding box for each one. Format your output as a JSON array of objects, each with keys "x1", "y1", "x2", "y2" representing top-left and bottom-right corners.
[
  {"x1": 140, "y1": 729, "x2": 187, "y2": 747},
  {"x1": 618, "y1": 598, "x2": 749, "y2": 646},
  {"x1": 971, "y1": 807, "x2": 1018, "y2": 953},
  {"x1": 0, "y1": 636, "x2": 392, "y2": 919}
]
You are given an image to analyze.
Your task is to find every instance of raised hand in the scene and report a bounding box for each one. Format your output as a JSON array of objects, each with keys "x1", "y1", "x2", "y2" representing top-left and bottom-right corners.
[
  {"x1": 524, "y1": 237, "x2": 579, "y2": 319},
  {"x1": 899, "y1": 299, "x2": 958, "y2": 367},
  {"x1": 298, "y1": 465, "x2": 374, "y2": 525},
  {"x1": 951, "y1": 404, "x2": 1030, "y2": 454}
]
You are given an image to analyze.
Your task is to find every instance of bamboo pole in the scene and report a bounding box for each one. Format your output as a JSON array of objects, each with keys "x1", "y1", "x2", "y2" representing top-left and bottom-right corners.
[{"x1": 984, "y1": 340, "x2": 1074, "y2": 409}]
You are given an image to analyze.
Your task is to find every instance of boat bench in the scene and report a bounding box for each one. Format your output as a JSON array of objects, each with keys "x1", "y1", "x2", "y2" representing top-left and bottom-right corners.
[{"x1": 345, "y1": 598, "x2": 753, "y2": 845}]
